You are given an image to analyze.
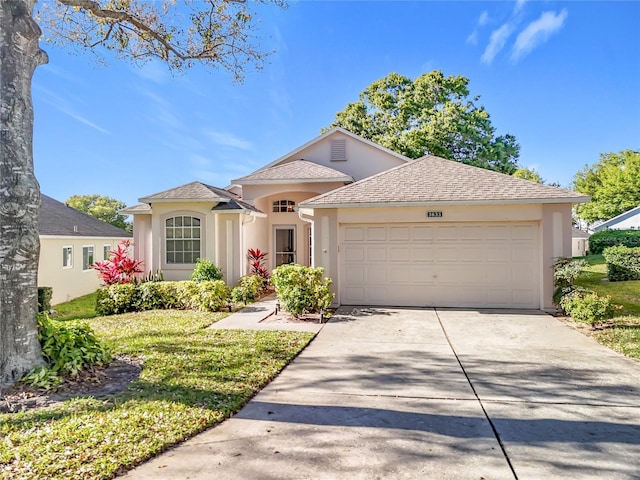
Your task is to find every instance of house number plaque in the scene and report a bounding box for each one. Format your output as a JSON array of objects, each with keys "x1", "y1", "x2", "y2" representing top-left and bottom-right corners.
[{"x1": 426, "y1": 211, "x2": 443, "y2": 218}]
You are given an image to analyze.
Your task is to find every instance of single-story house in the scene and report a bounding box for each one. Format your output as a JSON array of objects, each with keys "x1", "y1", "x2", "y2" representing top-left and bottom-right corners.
[
  {"x1": 38, "y1": 194, "x2": 132, "y2": 305},
  {"x1": 593, "y1": 205, "x2": 640, "y2": 232},
  {"x1": 123, "y1": 127, "x2": 589, "y2": 311},
  {"x1": 572, "y1": 227, "x2": 590, "y2": 257}
]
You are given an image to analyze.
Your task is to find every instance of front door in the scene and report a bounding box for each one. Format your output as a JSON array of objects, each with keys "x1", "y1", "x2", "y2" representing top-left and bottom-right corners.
[{"x1": 274, "y1": 226, "x2": 296, "y2": 267}]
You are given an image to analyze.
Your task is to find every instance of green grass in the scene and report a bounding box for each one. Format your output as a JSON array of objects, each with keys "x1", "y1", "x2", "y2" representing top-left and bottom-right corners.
[
  {"x1": 574, "y1": 255, "x2": 640, "y2": 360},
  {"x1": 51, "y1": 291, "x2": 99, "y2": 321},
  {"x1": 0, "y1": 309, "x2": 314, "y2": 480}
]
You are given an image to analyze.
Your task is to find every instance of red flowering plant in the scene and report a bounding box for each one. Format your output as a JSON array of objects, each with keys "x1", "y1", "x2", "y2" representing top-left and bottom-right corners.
[
  {"x1": 93, "y1": 240, "x2": 144, "y2": 285},
  {"x1": 247, "y1": 248, "x2": 270, "y2": 280}
]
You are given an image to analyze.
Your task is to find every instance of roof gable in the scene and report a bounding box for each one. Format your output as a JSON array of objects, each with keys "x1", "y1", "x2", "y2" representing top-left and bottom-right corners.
[
  {"x1": 301, "y1": 155, "x2": 590, "y2": 208},
  {"x1": 594, "y1": 205, "x2": 640, "y2": 231},
  {"x1": 39, "y1": 194, "x2": 132, "y2": 237}
]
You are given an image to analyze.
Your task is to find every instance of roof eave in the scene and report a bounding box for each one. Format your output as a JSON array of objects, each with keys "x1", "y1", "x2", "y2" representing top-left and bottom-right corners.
[
  {"x1": 138, "y1": 197, "x2": 229, "y2": 204},
  {"x1": 300, "y1": 196, "x2": 592, "y2": 209}
]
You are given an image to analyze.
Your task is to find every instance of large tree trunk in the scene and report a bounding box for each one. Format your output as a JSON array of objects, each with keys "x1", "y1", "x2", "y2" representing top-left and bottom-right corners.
[{"x1": 0, "y1": 0, "x2": 48, "y2": 388}]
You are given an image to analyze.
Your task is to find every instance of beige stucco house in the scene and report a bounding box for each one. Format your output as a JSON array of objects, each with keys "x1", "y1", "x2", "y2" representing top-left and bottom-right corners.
[
  {"x1": 38, "y1": 194, "x2": 132, "y2": 305},
  {"x1": 123, "y1": 127, "x2": 589, "y2": 311}
]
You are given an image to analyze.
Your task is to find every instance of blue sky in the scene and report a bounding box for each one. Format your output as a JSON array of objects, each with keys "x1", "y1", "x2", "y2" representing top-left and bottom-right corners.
[{"x1": 33, "y1": 1, "x2": 639, "y2": 209}]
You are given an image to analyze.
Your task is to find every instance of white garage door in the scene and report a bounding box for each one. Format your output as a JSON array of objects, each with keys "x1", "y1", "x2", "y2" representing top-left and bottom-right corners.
[{"x1": 340, "y1": 223, "x2": 540, "y2": 308}]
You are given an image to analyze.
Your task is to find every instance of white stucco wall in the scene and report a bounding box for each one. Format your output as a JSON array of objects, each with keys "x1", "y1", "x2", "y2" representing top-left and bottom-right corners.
[{"x1": 39, "y1": 236, "x2": 129, "y2": 305}]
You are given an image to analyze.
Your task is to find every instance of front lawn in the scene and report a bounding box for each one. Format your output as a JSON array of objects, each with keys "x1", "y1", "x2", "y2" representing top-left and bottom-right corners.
[
  {"x1": 574, "y1": 255, "x2": 640, "y2": 360},
  {"x1": 0, "y1": 310, "x2": 314, "y2": 480}
]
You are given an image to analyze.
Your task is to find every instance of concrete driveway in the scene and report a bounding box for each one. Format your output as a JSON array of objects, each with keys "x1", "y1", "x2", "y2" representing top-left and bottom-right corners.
[{"x1": 123, "y1": 307, "x2": 640, "y2": 480}]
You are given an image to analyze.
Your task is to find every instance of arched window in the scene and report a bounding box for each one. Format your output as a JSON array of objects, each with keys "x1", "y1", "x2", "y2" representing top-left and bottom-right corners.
[
  {"x1": 272, "y1": 200, "x2": 295, "y2": 212},
  {"x1": 165, "y1": 216, "x2": 201, "y2": 264}
]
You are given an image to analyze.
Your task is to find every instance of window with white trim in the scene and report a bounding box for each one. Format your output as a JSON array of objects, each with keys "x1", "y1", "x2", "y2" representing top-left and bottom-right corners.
[
  {"x1": 82, "y1": 246, "x2": 94, "y2": 270},
  {"x1": 272, "y1": 200, "x2": 295, "y2": 212},
  {"x1": 103, "y1": 244, "x2": 111, "y2": 260},
  {"x1": 62, "y1": 246, "x2": 73, "y2": 268},
  {"x1": 165, "y1": 216, "x2": 201, "y2": 264}
]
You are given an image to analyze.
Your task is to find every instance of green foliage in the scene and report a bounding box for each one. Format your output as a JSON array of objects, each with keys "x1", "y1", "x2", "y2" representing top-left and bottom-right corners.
[
  {"x1": 560, "y1": 289, "x2": 619, "y2": 327},
  {"x1": 191, "y1": 258, "x2": 223, "y2": 282},
  {"x1": 65, "y1": 194, "x2": 131, "y2": 231},
  {"x1": 324, "y1": 70, "x2": 520, "y2": 173},
  {"x1": 589, "y1": 229, "x2": 640, "y2": 254},
  {"x1": 271, "y1": 264, "x2": 334, "y2": 315},
  {"x1": 22, "y1": 315, "x2": 112, "y2": 390},
  {"x1": 573, "y1": 150, "x2": 640, "y2": 223},
  {"x1": 231, "y1": 275, "x2": 267, "y2": 304},
  {"x1": 553, "y1": 257, "x2": 587, "y2": 306},
  {"x1": 96, "y1": 280, "x2": 230, "y2": 315},
  {"x1": 37, "y1": 287, "x2": 52, "y2": 313},
  {"x1": 512, "y1": 167, "x2": 542, "y2": 183},
  {"x1": 603, "y1": 245, "x2": 640, "y2": 281}
]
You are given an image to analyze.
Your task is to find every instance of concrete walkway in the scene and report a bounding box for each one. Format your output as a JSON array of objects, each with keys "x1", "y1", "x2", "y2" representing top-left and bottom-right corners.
[{"x1": 122, "y1": 306, "x2": 640, "y2": 480}]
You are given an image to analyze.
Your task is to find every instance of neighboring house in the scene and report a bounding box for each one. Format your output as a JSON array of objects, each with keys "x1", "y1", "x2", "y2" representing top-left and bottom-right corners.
[
  {"x1": 123, "y1": 127, "x2": 589, "y2": 311},
  {"x1": 38, "y1": 194, "x2": 132, "y2": 305},
  {"x1": 572, "y1": 227, "x2": 590, "y2": 257},
  {"x1": 593, "y1": 206, "x2": 640, "y2": 232}
]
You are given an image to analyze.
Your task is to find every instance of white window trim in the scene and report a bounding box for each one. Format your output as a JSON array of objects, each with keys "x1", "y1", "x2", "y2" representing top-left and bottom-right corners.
[
  {"x1": 62, "y1": 245, "x2": 73, "y2": 269},
  {"x1": 103, "y1": 244, "x2": 112, "y2": 261},
  {"x1": 82, "y1": 245, "x2": 95, "y2": 272},
  {"x1": 161, "y1": 212, "x2": 204, "y2": 269}
]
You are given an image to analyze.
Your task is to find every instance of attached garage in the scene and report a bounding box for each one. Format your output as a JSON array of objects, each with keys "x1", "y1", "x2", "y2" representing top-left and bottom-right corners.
[
  {"x1": 340, "y1": 222, "x2": 539, "y2": 308},
  {"x1": 300, "y1": 155, "x2": 590, "y2": 311}
]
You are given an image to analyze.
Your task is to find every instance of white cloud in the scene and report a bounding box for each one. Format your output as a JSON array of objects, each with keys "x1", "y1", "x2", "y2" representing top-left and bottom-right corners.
[
  {"x1": 481, "y1": 23, "x2": 514, "y2": 64},
  {"x1": 514, "y1": 0, "x2": 527, "y2": 15},
  {"x1": 467, "y1": 11, "x2": 490, "y2": 45},
  {"x1": 512, "y1": 9, "x2": 568, "y2": 61},
  {"x1": 206, "y1": 130, "x2": 253, "y2": 151}
]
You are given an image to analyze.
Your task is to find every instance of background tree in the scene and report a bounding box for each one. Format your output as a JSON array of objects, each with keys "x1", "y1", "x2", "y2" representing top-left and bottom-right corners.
[
  {"x1": 573, "y1": 150, "x2": 640, "y2": 223},
  {"x1": 324, "y1": 71, "x2": 520, "y2": 174},
  {"x1": 512, "y1": 167, "x2": 542, "y2": 183},
  {"x1": 0, "y1": 0, "x2": 283, "y2": 387},
  {"x1": 66, "y1": 194, "x2": 131, "y2": 231}
]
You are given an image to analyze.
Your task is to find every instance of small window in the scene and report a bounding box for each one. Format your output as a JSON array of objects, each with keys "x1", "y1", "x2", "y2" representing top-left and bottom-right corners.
[
  {"x1": 272, "y1": 200, "x2": 296, "y2": 212},
  {"x1": 103, "y1": 244, "x2": 111, "y2": 260},
  {"x1": 62, "y1": 246, "x2": 73, "y2": 269},
  {"x1": 82, "y1": 246, "x2": 94, "y2": 271},
  {"x1": 165, "y1": 215, "x2": 201, "y2": 264}
]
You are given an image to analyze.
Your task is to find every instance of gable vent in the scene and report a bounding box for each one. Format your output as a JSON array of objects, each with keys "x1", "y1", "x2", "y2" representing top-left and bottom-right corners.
[{"x1": 330, "y1": 139, "x2": 347, "y2": 162}]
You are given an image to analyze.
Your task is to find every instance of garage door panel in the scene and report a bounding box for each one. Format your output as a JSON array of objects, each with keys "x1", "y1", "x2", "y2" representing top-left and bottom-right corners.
[{"x1": 341, "y1": 222, "x2": 539, "y2": 308}]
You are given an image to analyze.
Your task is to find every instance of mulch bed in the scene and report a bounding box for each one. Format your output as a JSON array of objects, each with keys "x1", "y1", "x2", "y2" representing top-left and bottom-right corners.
[{"x1": 0, "y1": 355, "x2": 142, "y2": 414}]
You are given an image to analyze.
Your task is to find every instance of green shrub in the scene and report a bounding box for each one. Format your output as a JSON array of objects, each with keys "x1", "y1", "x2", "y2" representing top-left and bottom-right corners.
[
  {"x1": 560, "y1": 289, "x2": 619, "y2": 327},
  {"x1": 271, "y1": 264, "x2": 333, "y2": 316},
  {"x1": 196, "y1": 280, "x2": 231, "y2": 311},
  {"x1": 96, "y1": 282, "x2": 140, "y2": 315},
  {"x1": 22, "y1": 315, "x2": 112, "y2": 390},
  {"x1": 37, "y1": 286, "x2": 53, "y2": 313},
  {"x1": 231, "y1": 275, "x2": 267, "y2": 304},
  {"x1": 96, "y1": 280, "x2": 231, "y2": 315},
  {"x1": 603, "y1": 245, "x2": 640, "y2": 281},
  {"x1": 589, "y1": 229, "x2": 640, "y2": 254},
  {"x1": 553, "y1": 257, "x2": 587, "y2": 305},
  {"x1": 191, "y1": 258, "x2": 223, "y2": 282}
]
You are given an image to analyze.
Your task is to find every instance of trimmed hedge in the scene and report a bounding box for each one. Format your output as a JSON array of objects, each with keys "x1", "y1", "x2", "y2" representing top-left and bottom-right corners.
[
  {"x1": 603, "y1": 245, "x2": 640, "y2": 281},
  {"x1": 589, "y1": 229, "x2": 640, "y2": 254},
  {"x1": 271, "y1": 264, "x2": 333, "y2": 316},
  {"x1": 96, "y1": 280, "x2": 230, "y2": 316},
  {"x1": 559, "y1": 288, "x2": 618, "y2": 326}
]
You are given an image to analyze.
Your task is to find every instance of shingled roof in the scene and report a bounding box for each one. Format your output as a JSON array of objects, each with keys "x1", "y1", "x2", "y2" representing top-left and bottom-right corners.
[
  {"x1": 124, "y1": 181, "x2": 264, "y2": 216},
  {"x1": 301, "y1": 155, "x2": 590, "y2": 208},
  {"x1": 139, "y1": 181, "x2": 236, "y2": 203},
  {"x1": 39, "y1": 194, "x2": 132, "y2": 237},
  {"x1": 232, "y1": 160, "x2": 353, "y2": 185}
]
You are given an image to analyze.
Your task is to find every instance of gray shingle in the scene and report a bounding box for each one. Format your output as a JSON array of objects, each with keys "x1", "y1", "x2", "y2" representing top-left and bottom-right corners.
[
  {"x1": 39, "y1": 194, "x2": 132, "y2": 237},
  {"x1": 140, "y1": 181, "x2": 237, "y2": 202},
  {"x1": 301, "y1": 155, "x2": 589, "y2": 207},
  {"x1": 233, "y1": 160, "x2": 353, "y2": 184}
]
